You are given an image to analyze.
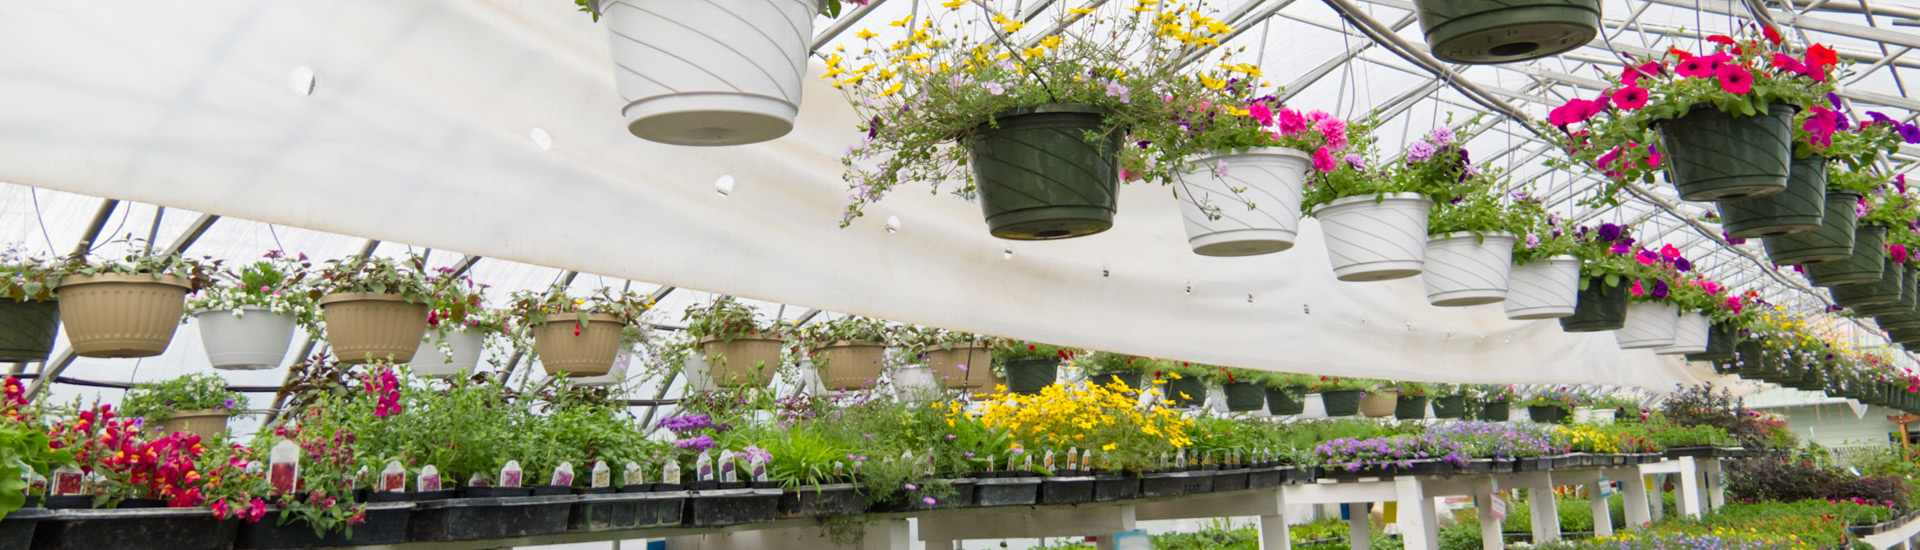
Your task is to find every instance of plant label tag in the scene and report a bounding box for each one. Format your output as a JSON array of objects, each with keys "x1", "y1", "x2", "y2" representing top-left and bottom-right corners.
[
  {"x1": 1596, "y1": 477, "x2": 1613, "y2": 497},
  {"x1": 662, "y1": 459, "x2": 682, "y2": 485},
  {"x1": 925, "y1": 451, "x2": 936, "y2": 477},
  {"x1": 1066, "y1": 448, "x2": 1079, "y2": 471},
  {"x1": 1489, "y1": 493, "x2": 1508, "y2": 521},
  {"x1": 1174, "y1": 450, "x2": 1187, "y2": 469},
  {"x1": 718, "y1": 451, "x2": 736, "y2": 483},
  {"x1": 551, "y1": 462, "x2": 575, "y2": 488},
  {"x1": 1022, "y1": 453, "x2": 1034, "y2": 473},
  {"x1": 750, "y1": 456, "x2": 768, "y2": 482},
  {"x1": 695, "y1": 452, "x2": 714, "y2": 482},
  {"x1": 1043, "y1": 450, "x2": 1055, "y2": 472},
  {"x1": 500, "y1": 460, "x2": 523, "y2": 488},
  {"x1": 592, "y1": 461, "x2": 611, "y2": 489},
  {"x1": 624, "y1": 462, "x2": 644, "y2": 487},
  {"x1": 467, "y1": 473, "x2": 490, "y2": 488},
  {"x1": 268, "y1": 439, "x2": 300, "y2": 495},
  {"x1": 1006, "y1": 453, "x2": 1018, "y2": 473},
  {"x1": 834, "y1": 461, "x2": 845, "y2": 476},
  {"x1": 418, "y1": 465, "x2": 442, "y2": 493},
  {"x1": 380, "y1": 461, "x2": 406, "y2": 492},
  {"x1": 50, "y1": 466, "x2": 83, "y2": 496},
  {"x1": 27, "y1": 471, "x2": 45, "y2": 496},
  {"x1": 353, "y1": 466, "x2": 367, "y2": 490}
]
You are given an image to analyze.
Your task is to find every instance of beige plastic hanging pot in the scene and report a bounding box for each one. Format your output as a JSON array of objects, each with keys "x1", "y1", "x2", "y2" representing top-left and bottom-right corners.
[
  {"x1": 533, "y1": 313, "x2": 625, "y2": 377},
  {"x1": 700, "y1": 336, "x2": 786, "y2": 388},
  {"x1": 56, "y1": 273, "x2": 192, "y2": 358},
  {"x1": 319, "y1": 293, "x2": 428, "y2": 364},
  {"x1": 157, "y1": 410, "x2": 231, "y2": 440},
  {"x1": 924, "y1": 345, "x2": 995, "y2": 390},
  {"x1": 814, "y1": 341, "x2": 888, "y2": 391}
]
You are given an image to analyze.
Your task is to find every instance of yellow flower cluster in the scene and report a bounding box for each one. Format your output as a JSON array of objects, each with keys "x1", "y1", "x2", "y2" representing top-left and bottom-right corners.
[
  {"x1": 956, "y1": 380, "x2": 1193, "y2": 450},
  {"x1": 1550, "y1": 425, "x2": 1622, "y2": 454}
]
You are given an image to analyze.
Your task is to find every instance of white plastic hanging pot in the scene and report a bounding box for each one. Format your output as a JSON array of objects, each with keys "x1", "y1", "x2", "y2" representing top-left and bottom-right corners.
[
  {"x1": 409, "y1": 328, "x2": 487, "y2": 378},
  {"x1": 1176, "y1": 147, "x2": 1311, "y2": 257},
  {"x1": 1615, "y1": 302, "x2": 1681, "y2": 349},
  {"x1": 1421, "y1": 232, "x2": 1517, "y2": 307},
  {"x1": 1504, "y1": 256, "x2": 1582, "y2": 320},
  {"x1": 598, "y1": 0, "x2": 822, "y2": 146},
  {"x1": 1315, "y1": 193, "x2": 1434, "y2": 281},
  {"x1": 684, "y1": 353, "x2": 720, "y2": 393},
  {"x1": 195, "y1": 307, "x2": 296, "y2": 370},
  {"x1": 1655, "y1": 311, "x2": 1712, "y2": 355},
  {"x1": 572, "y1": 349, "x2": 632, "y2": 387}
]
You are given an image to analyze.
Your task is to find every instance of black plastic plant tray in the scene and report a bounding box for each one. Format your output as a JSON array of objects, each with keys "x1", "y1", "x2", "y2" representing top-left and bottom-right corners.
[
  {"x1": 775, "y1": 484, "x2": 863, "y2": 519},
  {"x1": 1489, "y1": 459, "x2": 1516, "y2": 473},
  {"x1": 1718, "y1": 447, "x2": 1747, "y2": 458},
  {"x1": 404, "y1": 494, "x2": 574, "y2": 542},
  {"x1": 1457, "y1": 459, "x2": 1494, "y2": 475},
  {"x1": 0, "y1": 507, "x2": 48, "y2": 550},
  {"x1": 1039, "y1": 477, "x2": 1095, "y2": 505},
  {"x1": 686, "y1": 488, "x2": 780, "y2": 528},
  {"x1": 1210, "y1": 469, "x2": 1250, "y2": 492},
  {"x1": 1321, "y1": 460, "x2": 1453, "y2": 479},
  {"x1": 975, "y1": 477, "x2": 1042, "y2": 507},
  {"x1": 1140, "y1": 471, "x2": 1214, "y2": 498},
  {"x1": 1247, "y1": 467, "x2": 1283, "y2": 489},
  {"x1": 1286, "y1": 467, "x2": 1319, "y2": 484},
  {"x1": 1093, "y1": 476, "x2": 1140, "y2": 502},
  {"x1": 235, "y1": 502, "x2": 411, "y2": 548},
  {"x1": 33, "y1": 506, "x2": 238, "y2": 550},
  {"x1": 568, "y1": 491, "x2": 687, "y2": 532},
  {"x1": 1665, "y1": 446, "x2": 1719, "y2": 458}
]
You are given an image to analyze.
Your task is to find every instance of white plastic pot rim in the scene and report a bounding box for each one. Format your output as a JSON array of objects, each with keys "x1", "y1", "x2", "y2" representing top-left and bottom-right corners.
[
  {"x1": 1188, "y1": 147, "x2": 1311, "y2": 163},
  {"x1": 1429, "y1": 231, "x2": 1518, "y2": 243},
  {"x1": 1320, "y1": 192, "x2": 1433, "y2": 210}
]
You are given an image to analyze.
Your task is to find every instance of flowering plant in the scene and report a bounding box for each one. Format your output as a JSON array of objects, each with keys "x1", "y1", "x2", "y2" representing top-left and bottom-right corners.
[
  {"x1": 1568, "y1": 222, "x2": 1666, "y2": 293},
  {"x1": 1858, "y1": 172, "x2": 1915, "y2": 228},
  {"x1": 1426, "y1": 174, "x2": 1537, "y2": 237},
  {"x1": 571, "y1": 0, "x2": 867, "y2": 20},
  {"x1": 1425, "y1": 421, "x2": 1557, "y2": 458},
  {"x1": 60, "y1": 242, "x2": 219, "y2": 291},
  {"x1": 1466, "y1": 384, "x2": 1514, "y2": 402},
  {"x1": 1310, "y1": 433, "x2": 1471, "y2": 472},
  {"x1": 509, "y1": 283, "x2": 650, "y2": 328},
  {"x1": 682, "y1": 298, "x2": 786, "y2": 343},
  {"x1": 313, "y1": 255, "x2": 431, "y2": 301},
  {"x1": 832, "y1": 1, "x2": 1262, "y2": 224},
  {"x1": 1081, "y1": 351, "x2": 1151, "y2": 375},
  {"x1": 121, "y1": 373, "x2": 247, "y2": 426},
  {"x1": 1302, "y1": 125, "x2": 1473, "y2": 210},
  {"x1": 421, "y1": 267, "x2": 514, "y2": 341},
  {"x1": 0, "y1": 247, "x2": 63, "y2": 302},
  {"x1": 184, "y1": 251, "x2": 322, "y2": 334},
  {"x1": 1508, "y1": 196, "x2": 1582, "y2": 265},
  {"x1": 1794, "y1": 96, "x2": 1916, "y2": 172},
  {"x1": 963, "y1": 380, "x2": 1193, "y2": 472}
]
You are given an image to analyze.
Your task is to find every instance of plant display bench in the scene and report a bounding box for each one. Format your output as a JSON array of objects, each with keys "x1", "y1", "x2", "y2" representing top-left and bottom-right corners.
[
  {"x1": 1858, "y1": 510, "x2": 1920, "y2": 550},
  {"x1": 1635, "y1": 454, "x2": 1727, "y2": 520}
]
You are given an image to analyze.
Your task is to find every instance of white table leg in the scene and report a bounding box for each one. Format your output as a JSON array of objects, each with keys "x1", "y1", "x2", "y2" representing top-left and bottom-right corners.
[
  {"x1": 1396, "y1": 478, "x2": 1438, "y2": 550},
  {"x1": 1350, "y1": 502, "x2": 1371, "y2": 550},
  {"x1": 1619, "y1": 473, "x2": 1650, "y2": 529},
  {"x1": 1703, "y1": 460, "x2": 1725, "y2": 511},
  {"x1": 1474, "y1": 478, "x2": 1504, "y2": 550},
  {"x1": 1676, "y1": 458, "x2": 1703, "y2": 519},
  {"x1": 1589, "y1": 479, "x2": 1613, "y2": 537},
  {"x1": 1529, "y1": 486, "x2": 1561, "y2": 543},
  {"x1": 1259, "y1": 487, "x2": 1291, "y2": 550}
]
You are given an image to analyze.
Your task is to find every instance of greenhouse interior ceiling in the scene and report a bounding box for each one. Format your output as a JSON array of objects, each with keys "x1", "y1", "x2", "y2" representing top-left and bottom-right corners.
[{"x1": 2, "y1": 0, "x2": 1920, "y2": 404}]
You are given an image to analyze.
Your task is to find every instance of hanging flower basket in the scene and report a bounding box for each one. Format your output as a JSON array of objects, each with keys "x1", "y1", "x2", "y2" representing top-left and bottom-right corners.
[
  {"x1": 55, "y1": 274, "x2": 192, "y2": 358},
  {"x1": 1414, "y1": 0, "x2": 1601, "y2": 64},
  {"x1": 1431, "y1": 395, "x2": 1466, "y2": 419},
  {"x1": 1527, "y1": 405, "x2": 1569, "y2": 423},
  {"x1": 319, "y1": 292, "x2": 428, "y2": 364},
  {"x1": 1318, "y1": 389, "x2": 1362, "y2": 417},
  {"x1": 533, "y1": 314, "x2": 625, "y2": 377},
  {"x1": 596, "y1": 0, "x2": 823, "y2": 146},
  {"x1": 1177, "y1": 148, "x2": 1312, "y2": 256},
  {"x1": 1223, "y1": 382, "x2": 1266, "y2": 412},
  {"x1": 1265, "y1": 387, "x2": 1306, "y2": 415},
  {"x1": 1475, "y1": 400, "x2": 1510, "y2": 421},
  {"x1": 1715, "y1": 156, "x2": 1827, "y2": 238},
  {"x1": 1394, "y1": 395, "x2": 1429, "y2": 420},
  {"x1": 1762, "y1": 190, "x2": 1859, "y2": 265},
  {"x1": 1845, "y1": 259, "x2": 1909, "y2": 314},
  {"x1": 1615, "y1": 302, "x2": 1680, "y2": 349},
  {"x1": 813, "y1": 341, "x2": 887, "y2": 391},
  {"x1": 1359, "y1": 390, "x2": 1398, "y2": 417},
  {"x1": 1654, "y1": 311, "x2": 1710, "y2": 356},
  {"x1": 1089, "y1": 371, "x2": 1143, "y2": 392},
  {"x1": 0, "y1": 298, "x2": 59, "y2": 362},
  {"x1": 1807, "y1": 225, "x2": 1887, "y2": 287},
  {"x1": 699, "y1": 336, "x2": 785, "y2": 388},
  {"x1": 156, "y1": 409, "x2": 230, "y2": 440},
  {"x1": 1657, "y1": 104, "x2": 1797, "y2": 201},
  {"x1": 1876, "y1": 313, "x2": 1920, "y2": 331},
  {"x1": 1559, "y1": 276, "x2": 1629, "y2": 332},
  {"x1": 1504, "y1": 256, "x2": 1581, "y2": 320},
  {"x1": 1422, "y1": 232, "x2": 1517, "y2": 307},
  {"x1": 924, "y1": 345, "x2": 994, "y2": 391},
  {"x1": 1316, "y1": 193, "x2": 1435, "y2": 281},
  {"x1": 195, "y1": 307, "x2": 296, "y2": 370},
  {"x1": 1004, "y1": 358, "x2": 1059, "y2": 394},
  {"x1": 410, "y1": 328, "x2": 487, "y2": 378},
  {"x1": 1683, "y1": 321, "x2": 1740, "y2": 362},
  {"x1": 1164, "y1": 377, "x2": 1206, "y2": 408},
  {"x1": 971, "y1": 104, "x2": 1122, "y2": 240}
]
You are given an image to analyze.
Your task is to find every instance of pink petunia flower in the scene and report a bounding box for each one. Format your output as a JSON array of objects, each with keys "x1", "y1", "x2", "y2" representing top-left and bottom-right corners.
[
  {"x1": 1312, "y1": 147, "x2": 1337, "y2": 172},
  {"x1": 1612, "y1": 87, "x2": 1649, "y2": 110},
  {"x1": 1715, "y1": 64, "x2": 1753, "y2": 94}
]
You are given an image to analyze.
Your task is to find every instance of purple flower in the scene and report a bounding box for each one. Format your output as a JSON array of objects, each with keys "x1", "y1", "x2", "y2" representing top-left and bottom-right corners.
[
  {"x1": 1672, "y1": 257, "x2": 1692, "y2": 272},
  {"x1": 1406, "y1": 141, "x2": 1437, "y2": 162},
  {"x1": 1899, "y1": 123, "x2": 1920, "y2": 144},
  {"x1": 674, "y1": 435, "x2": 716, "y2": 452},
  {"x1": 1827, "y1": 92, "x2": 1845, "y2": 109},
  {"x1": 221, "y1": 398, "x2": 237, "y2": 410},
  {"x1": 1867, "y1": 111, "x2": 1895, "y2": 125},
  {"x1": 660, "y1": 414, "x2": 718, "y2": 434},
  {"x1": 1651, "y1": 279, "x2": 1670, "y2": 299},
  {"x1": 1597, "y1": 223, "x2": 1622, "y2": 242}
]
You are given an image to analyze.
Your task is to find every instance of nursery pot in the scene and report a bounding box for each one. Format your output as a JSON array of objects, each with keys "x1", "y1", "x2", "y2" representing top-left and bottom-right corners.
[
  {"x1": 1422, "y1": 232, "x2": 1517, "y2": 307},
  {"x1": 1559, "y1": 276, "x2": 1629, "y2": 332},
  {"x1": 1223, "y1": 382, "x2": 1265, "y2": 412},
  {"x1": 699, "y1": 336, "x2": 785, "y2": 388},
  {"x1": 533, "y1": 313, "x2": 625, "y2": 377},
  {"x1": 1315, "y1": 193, "x2": 1436, "y2": 281},
  {"x1": 1656, "y1": 103, "x2": 1796, "y2": 201},
  {"x1": 1476, "y1": 400, "x2": 1510, "y2": 421},
  {"x1": 318, "y1": 292, "x2": 428, "y2": 364},
  {"x1": 1683, "y1": 321, "x2": 1740, "y2": 362},
  {"x1": 32, "y1": 507, "x2": 239, "y2": 550},
  {"x1": 54, "y1": 274, "x2": 191, "y2": 358},
  {"x1": 1414, "y1": 0, "x2": 1601, "y2": 63},
  {"x1": 0, "y1": 298, "x2": 59, "y2": 362},
  {"x1": 409, "y1": 328, "x2": 487, "y2": 378},
  {"x1": 1504, "y1": 256, "x2": 1581, "y2": 320},
  {"x1": 156, "y1": 410, "x2": 230, "y2": 440},
  {"x1": 1838, "y1": 257, "x2": 1908, "y2": 313},
  {"x1": 1164, "y1": 377, "x2": 1206, "y2": 407},
  {"x1": 1004, "y1": 358, "x2": 1059, "y2": 394},
  {"x1": 1763, "y1": 190, "x2": 1859, "y2": 265},
  {"x1": 1359, "y1": 390, "x2": 1398, "y2": 418},
  {"x1": 1177, "y1": 147, "x2": 1312, "y2": 256},
  {"x1": 924, "y1": 345, "x2": 993, "y2": 390},
  {"x1": 1614, "y1": 301, "x2": 1680, "y2": 349},
  {"x1": 1528, "y1": 405, "x2": 1569, "y2": 423},
  {"x1": 1319, "y1": 390, "x2": 1363, "y2": 417},
  {"x1": 814, "y1": 340, "x2": 887, "y2": 391},
  {"x1": 1089, "y1": 371, "x2": 1143, "y2": 392},
  {"x1": 1807, "y1": 225, "x2": 1888, "y2": 287},
  {"x1": 970, "y1": 104, "x2": 1122, "y2": 240},
  {"x1": 1394, "y1": 395, "x2": 1429, "y2": 419},
  {"x1": 1265, "y1": 386, "x2": 1306, "y2": 415},
  {"x1": 1431, "y1": 395, "x2": 1466, "y2": 419},
  {"x1": 195, "y1": 307, "x2": 296, "y2": 370},
  {"x1": 599, "y1": 0, "x2": 820, "y2": 146},
  {"x1": 1715, "y1": 156, "x2": 1828, "y2": 238},
  {"x1": 1654, "y1": 311, "x2": 1711, "y2": 356}
]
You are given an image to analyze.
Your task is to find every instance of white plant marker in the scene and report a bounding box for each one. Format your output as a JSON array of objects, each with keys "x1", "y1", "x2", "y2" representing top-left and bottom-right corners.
[
  {"x1": 591, "y1": 461, "x2": 611, "y2": 489},
  {"x1": 695, "y1": 451, "x2": 714, "y2": 483},
  {"x1": 380, "y1": 461, "x2": 406, "y2": 492},
  {"x1": 50, "y1": 465, "x2": 83, "y2": 496},
  {"x1": 269, "y1": 439, "x2": 300, "y2": 495},
  {"x1": 718, "y1": 450, "x2": 737, "y2": 483},
  {"x1": 550, "y1": 462, "x2": 575, "y2": 488},
  {"x1": 662, "y1": 458, "x2": 681, "y2": 486},
  {"x1": 500, "y1": 460, "x2": 523, "y2": 488},
  {"x1": 467, "y1": 473, "x2": 489, "y2": 488},
  {"x1": 749, "y1": 455, "x2": 768, "y2": 483},
  {"x1": 418, "y1": 465, "x2": 442, "y2": 492},
  {"x1": 624, "y1": 462, "x2": 644, "y2": 488}
]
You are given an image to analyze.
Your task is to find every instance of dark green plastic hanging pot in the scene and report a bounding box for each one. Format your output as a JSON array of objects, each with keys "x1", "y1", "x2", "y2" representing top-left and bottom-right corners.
[
  {"x1": 1528, "y1": 405, "x2": 1569, "y2": 424},
  {"x1": 0, "y1": 298, "x2": 59, "y2": 362},
  {"x1": 1265, "y1": 386, "x2": 1306, "y2": 415},
  {"x1": 1763, "y1": 190, "x2": 1858, "y2": 265},
  {"x1": 1394, "y1": 395, "x2": 1429, "y2": 419},
  {"x1": 1856, "y1": 261, "x2": 1913, "y2": 315},
  {"x1": 1089, "y1": 371, "x2": 1142, "y2": 392},
  {"x1": 1476, "y1": 400, "x2": 1510, "y2": 421},
  {"x1": 1808, "y1": 225, "x2": 1887, "y2": 287},
  {"x1": 1431, "y1": 395, "x2": 1466, "y2": 419},
  {"x1": 1165, "y1": 377, "x2": 1207, "y2": 408},
  {"x1": 1733, "y1": 339, "x2": 1770, "y2": 377},
  {"x1": 1716, "y1": 156, "x2": 1827, "y2": 238},
  {"x1": 1560, "y1": 276, "x2": 1629, "y2": 332},
  {"x1": 1319, "y1": 389, "x2": 1362, "y2": 417},
  {"x1": 969, "y1": 104, "x2": 1121, "y2": 240},
  {"x1": 1004, "y1": 358, "x2": 1058, "y2": 394},
  {"x1": 1684, "y1": 321, "x2": 1740, "y2": 362},
  {"x1": 1413, "y1": 0, "x2": 1601, "y2": 64},
  {"x1": 1658, "y1": 103, "x2": 1797, "y2": 201},
  {"x1": 1224, "y1": 382, "x2": 1266, "y2": 412},
  {"x1": 1833, "y1": 257, "x2": 1905, "y2": 310}
]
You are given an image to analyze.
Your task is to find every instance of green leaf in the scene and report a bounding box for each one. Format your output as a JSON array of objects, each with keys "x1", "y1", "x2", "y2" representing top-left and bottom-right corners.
[{"x1": 1604, "y1": 274, "x2": 1621, "y2": 288}]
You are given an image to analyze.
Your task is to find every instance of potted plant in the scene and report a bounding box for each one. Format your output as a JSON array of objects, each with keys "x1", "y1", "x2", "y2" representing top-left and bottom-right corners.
[
  {"x1": 410, "y1": 269, "x2": 510, "y2": 378},
  {"x1": 1174, "y1": 100, "x2": 1356, "y2": 256},
  {"x1": 1542, "y1": 29, "x2": 1833, "y2": 202},
  {"x1": 1768, "y1": 107, "x2": 1920, "y2": 263},
  {"x1": 1257, "y1": 373, "x2": 1314, "y2": 416},
  {"x1": 834, "y1": 1, "x2": 1261, "y2": 240},
  {"x1": 0, "y1": 249, "x2": 63, "y2": 362},
  {"x1": 188, "y1": 252, "x2": 319, "y2": 370},
  {"x1": 906, "y1": 329, "x2": 1000, "y2": 392},
  {"x1": 1302, "y1": 124, "x2": 1463, "y2": 281},
  {"x1": 1311, "y1": 377, "x2": 1376, "y2": 417},
  {"x1": 1080, "y1": 351, "x2": 1149, "y2": 392},
  {"x1": 584, "y1": 0, "x2": 866, "y2": 146},
  {"x1": 684, "y1": 298, "x2": 791, "y2": 389},
  {"x1": 1215, "y1": 368, "x2": 1266, "y2": 413},
  {"x1": 1520, "y1": 390, "x2": 1577, "y2": 424},
  {"x1": 52, "y1": 245, "x2": 214, "y2": 358},
  {"x1": 1667, "y1": 278, "x2": 1745, "y2": 359},
  {"x1": 1421, "y1": 165, "x2": 1526, "y2": 307},
  {"x1": 995, "y1": 342, "x2": 1072, "y2": 395},
  {"x1": 1153, "y1": 362, "x2": 1212, "y2": 408},
  {"x1": 1412, "y1": 0, "x2": 1598, "y2": 64},
  {"x1": 1388, "y1": 382, "x2": 1431, "y2": 420},
  {"x1": 1429, "y1": 384, "x2": 1467, "y2": 419},
  {"x1": 514, "y1": 285, "x2": 646, "y2": 378},
  {"x1": 1615, "y1": 269, "x2": 1681, "y2": 350},
  {"x1": 314, "y1": 255, "x2": 432, "y2": 364},
  {"x1": 1467, "y1": 385, "x2": 1513, "y2": 421},
  {"x1": 801, "y1": 316, "x2": 895, "y2": 391},
  {"x1": 1810, "y1": 182, "x2": 1900, "y2": 287},
  {"x1": 1504, "y1": 199, "x2": 1582, "y2": 320},
  {"x1": 1558, "y1": 222, "x2": 1646, "y2": 332},
  {"x1": 122, "y1": 374, "x2": 246, "y2": 440},
  {"x1": 1357, "y1": 382, "x2": 1399, "y2": 418}
]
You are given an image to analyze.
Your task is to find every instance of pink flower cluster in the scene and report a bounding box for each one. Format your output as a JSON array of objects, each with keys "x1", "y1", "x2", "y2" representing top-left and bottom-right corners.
[
  {"x1": 1248, "y1": 102, "x2": 1350, "y2": 172},
  {"x1": 364, "y1": 366, "x2": 403, "y2": 417}
]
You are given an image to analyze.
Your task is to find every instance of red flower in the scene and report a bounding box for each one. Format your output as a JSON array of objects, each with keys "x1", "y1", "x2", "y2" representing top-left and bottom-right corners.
[
  {"x1": 1762, "y1": 25, "x2": 1783, "y2": 45},
  {"x1": 1612, "y1": 87, "x2": 1649, "y2": 110},
  {"x1": 1716, "y1": 64, "x2": 1754, "y2": 94},
  {"x1": 1668, "y1": 47, "x2": 1694, "y2": 60},
  {"x1": 1676, "y1": 57, "x2": 1714, "y2": 78},
  {"x1": 1807, "y1": 44, "x2": 1839, "y2": 67},
  {"x1": 1706, "y1": 34, "x2": 1737, "y2": 47}
]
